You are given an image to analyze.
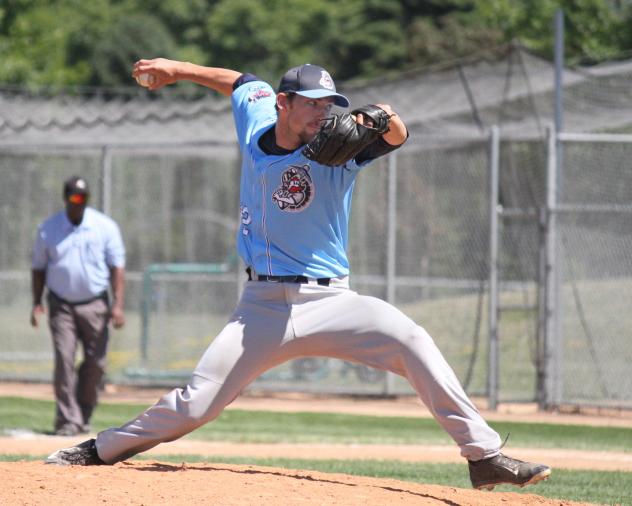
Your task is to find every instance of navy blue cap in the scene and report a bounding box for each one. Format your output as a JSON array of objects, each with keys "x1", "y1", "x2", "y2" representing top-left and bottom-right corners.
[
  {"x1": 63, "y1": 176, "x2": 90, "y2": 196},
  {"x1": 278, "y1": 64, "x2": 350, "y2": 108}
]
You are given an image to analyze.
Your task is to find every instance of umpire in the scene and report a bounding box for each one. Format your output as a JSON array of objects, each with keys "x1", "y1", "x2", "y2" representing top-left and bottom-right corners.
[{"x1": 30, "y1": 176, "x2": 126, "y2": 437}]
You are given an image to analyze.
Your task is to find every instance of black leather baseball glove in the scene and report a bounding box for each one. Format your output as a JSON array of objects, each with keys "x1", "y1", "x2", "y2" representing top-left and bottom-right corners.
[{"x1": 302, "y1": 105, "x2": 392, "y2": 167}]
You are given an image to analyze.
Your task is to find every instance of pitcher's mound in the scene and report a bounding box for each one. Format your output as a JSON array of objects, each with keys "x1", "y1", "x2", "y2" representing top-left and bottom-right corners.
[{"x1": 1, "y1": 461, "x2": 587, "y2": 505}]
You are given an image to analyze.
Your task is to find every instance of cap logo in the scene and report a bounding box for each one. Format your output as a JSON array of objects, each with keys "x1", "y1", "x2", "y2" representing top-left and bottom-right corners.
[
  {"x1": 75, "y1": 179, "x2": 87, "y2": 190},
  {"x1": 319, "y1": 71, "x2": 334, "y2": 90}
]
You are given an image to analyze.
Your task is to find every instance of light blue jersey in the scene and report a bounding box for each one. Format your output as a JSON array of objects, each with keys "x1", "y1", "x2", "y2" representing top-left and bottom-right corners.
[
  {"x1": 232, "y1": 80, "x2": 372, "y2": 278},
  {"x1": 32, "y1": 207, "x2": 125, "y2": 302}
]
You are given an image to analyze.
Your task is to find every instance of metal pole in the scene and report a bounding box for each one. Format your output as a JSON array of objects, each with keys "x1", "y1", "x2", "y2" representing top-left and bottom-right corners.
[
  {"x1": 487, "y1": 126, "x2": 500, "y2": 410},
  {"x1": 386, "y1": 152, "x2": 397, "y2": 304},
  {"x1": 544, "y1": 124, "x2": 558, "y2": 409},
  {"x1": 384, "y1": 151, "x2": 398, "y2": 395},
  {"x1": 551, "y1": 8, "x2": 565, "y2": 408},
  {"x1": 100, "y1": 146, "x2": 112, "y2": 215},
  {"x1": 141, "y1": 266, "x2": 153, "y2": 367},
  {"x1": 536, "y1": 205, "x2": 548, "y2": 410},
  {"x1": 554, "y1": 8, "x2": 565, "y2": 198},
  {"x1": 554, "y1": 9, "x2": 564, "y2": 140}
]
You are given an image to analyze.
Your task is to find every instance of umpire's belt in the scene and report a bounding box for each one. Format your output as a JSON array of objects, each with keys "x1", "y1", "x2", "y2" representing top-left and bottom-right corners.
[
  {"x1": 246, "y1": 267, "x2": 349, "y2": 288},
  {"x1": 48, "y1": 290, "x2": 108, "y2": 306}
]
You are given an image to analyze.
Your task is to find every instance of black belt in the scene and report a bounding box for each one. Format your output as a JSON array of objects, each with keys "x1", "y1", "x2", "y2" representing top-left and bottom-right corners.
[
  {"x1": 246, "y1": 268, "x2": 330, "y2": 286},
  {"x1": 48, "y1": 290, "x2": 108, "y2": 306}
]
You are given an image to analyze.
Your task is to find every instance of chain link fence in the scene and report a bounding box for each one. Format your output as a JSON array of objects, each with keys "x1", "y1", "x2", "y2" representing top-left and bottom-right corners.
[
  {"x1": 2, "y1": 131, "x2": 632, "y2": 408},
  {"x1": 548, "y1": 134, "x2": 632, "y2": 409},
  {"x1": 2, "y1": 45, "x2": 632, "y2": 409},
  {"x1": 0, "y1": 140, "x2": 496, "y2": 397}
]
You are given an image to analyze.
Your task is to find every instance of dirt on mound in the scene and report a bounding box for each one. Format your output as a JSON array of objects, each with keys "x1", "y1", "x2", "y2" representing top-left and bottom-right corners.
[{"x1": 1, "y1": 461, "x2": 592, "y2": 506}]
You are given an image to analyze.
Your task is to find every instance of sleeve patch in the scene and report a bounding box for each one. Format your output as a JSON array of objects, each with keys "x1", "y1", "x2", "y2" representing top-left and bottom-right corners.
[{"x1": 247, "y1": 85, "x2": 273, "y2": 103}]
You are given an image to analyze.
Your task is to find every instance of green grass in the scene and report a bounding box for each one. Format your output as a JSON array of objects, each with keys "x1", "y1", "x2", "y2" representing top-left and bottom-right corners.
[
  {"x1": 2, "y1": 396, "x2": 632, "y2": 452},
  {"x1": 2, "y1": 396, "x2": 632, "y2": 504}
]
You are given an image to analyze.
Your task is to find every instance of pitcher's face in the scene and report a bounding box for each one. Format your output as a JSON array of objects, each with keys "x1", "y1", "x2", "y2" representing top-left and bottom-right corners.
[{"x1": 286, "y1": 95, "x2": 335, "y2": 144}]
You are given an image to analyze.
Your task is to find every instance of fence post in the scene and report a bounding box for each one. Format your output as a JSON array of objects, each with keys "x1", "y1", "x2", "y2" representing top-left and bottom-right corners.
[
  {"x1": 544, "y1": 124, "x2": 560, "y2": 409},
  {"x1": 384, "y1": 151, "x2": 398, "y2": 395},
  {"x1": 487, "y1": 126, "x2": 500, "y2": 410},
  {"x1": 554, "y1": 8, "x2": 565, "y2": 170},
  {"x1": 141, "y1": 266, "x2": 153, "y2": 367},
  {"x1": 100, "y1": 146, "x2": 112, "y2": 215},
  {"x1": 536, "y1": 205, "x2": 548, "y2": 410}
]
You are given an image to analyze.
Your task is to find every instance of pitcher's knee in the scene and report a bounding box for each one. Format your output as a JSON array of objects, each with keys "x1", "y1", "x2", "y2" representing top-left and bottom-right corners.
[
  {"x1": 382, "y1": 320, "x2": 431, "y2": 354},
  {"x1": 157, "y1": 381, "x2": 227, "y2": 427}
]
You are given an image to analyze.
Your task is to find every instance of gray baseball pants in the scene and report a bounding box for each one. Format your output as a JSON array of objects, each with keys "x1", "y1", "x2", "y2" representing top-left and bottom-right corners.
[
  {"x1": 48, "y1": 291, "x2": 110, "y2": 432},
  {"x1": 96, "y1": 280, "x2": 501, "y2": 463}
]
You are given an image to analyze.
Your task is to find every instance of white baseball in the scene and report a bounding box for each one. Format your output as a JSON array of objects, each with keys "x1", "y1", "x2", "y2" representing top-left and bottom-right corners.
[{"x1": 135, "y1": 73, "x2": 156, "y2": 88}]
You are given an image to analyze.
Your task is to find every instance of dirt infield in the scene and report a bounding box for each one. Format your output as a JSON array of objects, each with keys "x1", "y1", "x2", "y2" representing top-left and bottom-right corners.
[
  {"x1": 2, "y1": 382, "x2": 628, "y2": 505},
  {"x1": 0, "y1": 461, "x2": 591, "y2": 506}
]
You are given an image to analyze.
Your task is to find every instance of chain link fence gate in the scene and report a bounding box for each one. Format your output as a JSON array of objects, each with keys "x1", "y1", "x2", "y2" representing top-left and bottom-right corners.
[{"x1": 544, "y1": 131, "x2": 632, "y2": 409}]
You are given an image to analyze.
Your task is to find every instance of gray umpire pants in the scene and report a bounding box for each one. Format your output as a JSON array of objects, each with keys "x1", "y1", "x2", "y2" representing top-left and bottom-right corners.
[
  {"x1": 96, "y1": 281, "x2": 501, "y2": 463},
  {"x1": 47, "y1": 291, "x2": 110, "y2": 432}
]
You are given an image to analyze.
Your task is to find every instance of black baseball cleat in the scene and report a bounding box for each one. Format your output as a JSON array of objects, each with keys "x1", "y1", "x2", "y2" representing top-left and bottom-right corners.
[
  {"x1": 45, "y1": 438, "x2": 106, "y2": 466},
  {"x1": 468, "y1": 453, "x2": 551, "y2": 490}
]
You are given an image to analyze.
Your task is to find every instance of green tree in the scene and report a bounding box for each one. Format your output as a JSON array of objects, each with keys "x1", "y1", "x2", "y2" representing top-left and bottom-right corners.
[
  {"x1": 327, "y1": 0, "x2": 408, "y2": 80},
  {"x1": 472, "y1": 0, "x2": 626, "y2": 64},
  {"x1": 2, "y1": 0, "x2": 632, "y2": 88},
  {"x1": 138, "y1": 0, "x2": 212, "y2": 65},
  {"x1": 0, "y1": 0, "x2": 176, "y2": 87},
  {"x1": 89, "y1": 13, "x2": 177, "y2": 86},
  {"x1": 202, "y1": 0, "x2": 339, "y2": 84},
  {"x1": 0, "y1": 0, "x2": 93, "y2": 86}
]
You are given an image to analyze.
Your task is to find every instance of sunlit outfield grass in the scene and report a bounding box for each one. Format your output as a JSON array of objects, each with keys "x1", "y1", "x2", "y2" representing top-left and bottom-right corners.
[
  {"x1": 2, "y1": 396, "x2": 631, "y2": 504},
  {"x1": 0, "y1": 408, "x2": 632, "y2": 505},
  {"x1": 1, "y1": 396, "x2": 631, "y2": 451}
]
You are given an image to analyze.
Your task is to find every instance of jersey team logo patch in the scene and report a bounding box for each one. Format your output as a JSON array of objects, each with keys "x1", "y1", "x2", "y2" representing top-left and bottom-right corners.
[
  {"x1": 272, "y1": 164, "x2": 314, "y2": 212},
  {"x1": 248, "y1": 86, "x2": 272, "y2": 103}
]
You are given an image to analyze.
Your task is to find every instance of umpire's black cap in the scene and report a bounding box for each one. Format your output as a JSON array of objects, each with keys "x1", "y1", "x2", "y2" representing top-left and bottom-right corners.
[
  {"x1": 63, "y1": 176, "x2": 90, "y2": 197},
  {"x1": 278, "y1": 64, "x2": 350, "y2": 108}
]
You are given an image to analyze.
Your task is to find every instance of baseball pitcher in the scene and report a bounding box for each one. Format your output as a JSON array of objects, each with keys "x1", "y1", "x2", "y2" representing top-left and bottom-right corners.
[{"x1": 46, "y1": 60, "x2": 550, "y2": 491}]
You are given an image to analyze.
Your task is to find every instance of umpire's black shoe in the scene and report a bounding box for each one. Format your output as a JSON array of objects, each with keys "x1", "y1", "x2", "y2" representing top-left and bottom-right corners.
[
  {"x1": 468, "y1": 453, "x2": 551, "y2": 490},
  {"x1": 45, "y1": 438, "x2": 106, "y2": 466}
]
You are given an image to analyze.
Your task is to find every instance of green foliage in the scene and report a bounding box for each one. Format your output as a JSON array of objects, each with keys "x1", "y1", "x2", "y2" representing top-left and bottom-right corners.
[
  {"x1": 204, "y1": 0, "x2": 339, "y2": 84},
  {"x1": 0, "y1": 0, "x2": 173, "y2": 86},
  {"x1": 3, "y1": 0, "x2": 632, "y2": 87},
  {"x1": 89, "y1": 13, "x2": 177, "y2": 86},
  {"x1": 0, "y1": 1, "x2": 90, "y2": 86},
  {"x1": 472, "y1": 0, "x2": 626, "y2": 64}
]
